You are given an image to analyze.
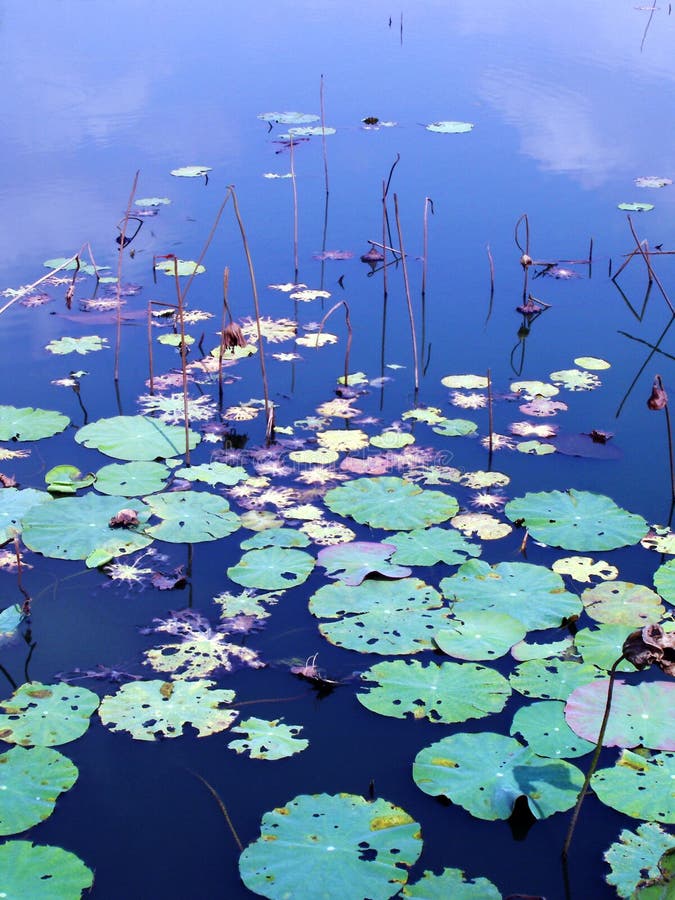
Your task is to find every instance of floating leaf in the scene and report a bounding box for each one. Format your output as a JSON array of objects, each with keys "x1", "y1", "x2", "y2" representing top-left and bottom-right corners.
[
  {"x1": 317, "y1": 541, "x2": 410, "y2": 585},
  {"x1": 45, "y1": 465, "x2": 96, "y2": 495},
  {"x1": 317, "y1": 429, "x2": 369, "y2": 452},
  {"x1": 99, "y1": 679, "x2": 237, "y2": 741},
  {"x1": 143, "y1": 491, "x2": 240, "y2": 543},
  {"x1": 435, "y1": 611, "x2": 527, "y2": 661},
  {"x1": 510, "y1": 659, "x2": 606, "y2": 701},
  {"x1": 618, "y1": 202, "x2": 654, "y2": 211},
  {"x1": 0, "y1": 841, "x2": 94, "y2": 898},
  {"x1": 582, "y1": 581, "x2": 664, "y2": 626},
  {"x1": 574, "y1": 356, "x2": 611, "y2": 370},
  {"x1": 170, "y1": 165, "x2": 211, "y2": 177},
  {"x1": 592, "y1": 749, "x2": 675, "y2": 822},
  {"x1": 441, "y1": 374, "x2": 487, "y2": 390},
  {"x1": 604, "y1": 822, "x2": 675, "y2": 898},
  {"x1": 240, "y1": 527, "x2": 310, "y2": 550},
  {"x1": 228, "y1": 546, "x2": 314, "y2": 590},
  {"x1": 440, "y1": 560, "x2": 581, "y2": 631},
  {"x1": 431, "y1": 418, "x2": 477, "y2": 437},
  {"x1": 369, "y1": 431, "x2": 415, "y2": 449},
  {"x1": 511, "y1": 700, "x2": 594, "y2": 758},
  {"x1": 387, "y1": 527, "x2": 481, "y2": 567},
  {"x1": 511, "y1": 379, "x2": 559, "y2": 399},
  {"x1": 0, "y1": 745, "x2": 78, "y2": 835},
  {"x1": 95, "y1": 461, "x2": 169, "y2": 496},
  {"x1": 239, "y1": 793, "x2": 422, "y2": 900},
  {"x1": 0, "y1": 488, "x2": 52, "y2": 542},
  {"x1": 43, "y1": 257, "x2": 96, "y2": 275},
  {"x1": 511, "y1": 636, "x2": 574, "y2": 661},
  {"x1": 154, "y1": 259, "x2": 205, "y2": 276},
  {"x1": 157, "y1": 333, "x2": 195, "y2": 347},
  {"x1": 550, "y1": 369, "x2": 601, "y2": 391},
  {"x1": 173, "y1": 461, "x2": 248, "y2": 487},
  {"x1": 402, "y1": 868, "x2": 501, "y2": 899},
  {"x1": 288, "y1": 448, "x2": 339, "y2": 465},
  {"x1": 575, "y1": 624, "x2": 636, "y2": 672},
  {"x1": 228, "y1": 717, "x2": 308, "y2": 759},
  {"x1": 450, "y1": 513, "x2": 511, "y2": 540},
  {"x1": 310, "y1": 577, "x2": 450, "y2": 654},
  {"x1": 46, "y1": 335, "x2": 108, "y2": 355},
  {"x1": 135, "y1": 196, "x2": 170, "y2": 206},
  {"x1": 653, "y1": 559, "x2": 675, "y2": 604},
  {"x1": 504, "y1": 489, "x2": 648, "y2": 551},
  {"x1": 565, "y1": 680, "x2": 675, "y2": 750},
  {"x1": 516, "y1": 440, "x2": 555, "y2": 455},
  {"x1": 0, "y1": 406, "x2": 69, "y2": 442},
  {"x1": 324, "y1": 477, "x2": 458, "y2": 531},
  {"x1": 635, "y1": 176, "x2": 672, "y2": 188},
  {"x1": 76, "y1": 415, "x2": 200, "y2": 461},
  {"x1": 358, "y1": 659, "x2": 510, "y2": 723},
  {"x1": 0, "y1": 604, "x2": 24, "y2": 641},
  {"x1": 413, "y1": 731, "x2": 583, "y2": 820},
  {"x1": 426, "y1": 121, "x2": 474, "y2": 133},
  {"x1": 258, "y1": 111, "x2": 319, "y2": 124},
  {"x1": 552, "y1": 556, "x2": 618, "y2": 583},
  {"x1": 0, "y1": 682, "x2": 99, "y2": 747}
]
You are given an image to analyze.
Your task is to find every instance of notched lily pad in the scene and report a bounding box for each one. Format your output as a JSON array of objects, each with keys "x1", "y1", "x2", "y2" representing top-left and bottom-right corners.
[
  {"x1": 76, "y1": 415, "x2": 200, "y2": 461},
  {"x1": 0, "y1": 406, "x2": 69, "y2": 442},
  {"x1": 0, "y1": 841, "x2": 94, "y2": 898},
  {"x1": 0, "y1": 682, "x2": 99, "y2": 746},
  {"x1": 228, "y1": 717, "x2": 308, "y2": 760},
  {"x1": 324, "y1": 477, "x2": 458, "y2": 531},
  {"x1": 228, "y1": 546, "x2": 314, "y2": 590},
  {"x1": 144, "y1": 491, "x2": 240, "y2": 543},
  {"x1": 317, "y1": 541, "x2": 411, "y2": 585}
]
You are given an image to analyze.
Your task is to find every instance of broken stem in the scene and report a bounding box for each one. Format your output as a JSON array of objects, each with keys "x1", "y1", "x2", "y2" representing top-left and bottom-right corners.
[
  {"x1": 114, "y1": 170, "x2": 140, "y2": 382},
  {"x1": 191, "y1": 771, "x2": 243, "y2": 853},
  {"x1": 317, "y1": 300, "x2": 352, "y2": 387}
]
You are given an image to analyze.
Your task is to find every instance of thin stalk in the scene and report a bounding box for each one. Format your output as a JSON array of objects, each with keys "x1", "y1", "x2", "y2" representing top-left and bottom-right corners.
[
  {"x1": 14, "y1": 535, "x2": 31, "y2": 615},
  {"x1": 588, "y1": 236, "x2": 593, "y2": 278},
  {"x1": 171, "y1": 260, "x2": 192, "y2": 466},
  {"x1": 393, "y1": 193, "x2": 419, "y2": 393},
  {"x1": 562, "y1": 655, "x2": 623, "y2": 860},
  {"x1": 114, "y1": 170, "x2": 140, "y2": 382},
  {"x1": 382, "y1": 182, "x2": 389, "y2": 298},
  {"x1": 218, "y1": 267, "x2": 231, "y2": 408},
  {"x1": 665, "y1": 401, "x2": 675, "y2": 502},
  {"x1": 421, "y1": 197, "x2": 433, "y2": 297},
  {"x1": 320, "y1": 73, "x2": 329, "y2": 196},
  {"x1": 191, "y1": 771, "x2": 243, "y2": 853},
  {"x1": 627, "y1": 215, "x2": 675, "y2": 314},
  {"x1": 487, "y1": 367, "x2": 494, "y2": 467},
  {"x1": 290, "y1": 135, "x2": 299, "y2": 282},
  {"x1": 181, "y1": 194, "x2": 231, "y2": 307},
  {"x1": 317, "y1": 300, "x2": 352, "y2": 386},
  {"x1": 147, "y1": 302, "x2": 155, "y2": 393},
  {"x1": 611, "y1": 246, "x2": 640, "y2": 281},
  {"x1": 486, "y1": 244, "x2": 495, "y2": 323}
]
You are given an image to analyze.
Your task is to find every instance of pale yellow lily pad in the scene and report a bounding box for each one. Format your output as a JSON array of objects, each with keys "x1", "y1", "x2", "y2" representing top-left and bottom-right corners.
[
  {"x1": 288, "y1": 448, "x2": 339, "y2": 465},
  {"x1": 296, "y1": 332, "x2": 338, "y2": 348},
  {"x1": 441, "y1": 374, "x2": 488, "y2": 390},
  {"x1": 460, "y1": 470, "x2": 510, "y2": 489},
  {"x1": 516, "y1": 440, "x2": 556, "y2": 455},
  {"x1": 574, "y1": 356, "x2": 611, "y2": 370},
  {"x1": 552, "y1": 556, "x2": 619, "y2": 583},
  {"x1": 510, "y1": 380, "x2": 559, "y2": 400},
  {"x1": 451, "y1": 513, "x2": 512, "y2": 540},
  {"x1": 549, "y1": 369, "x2": 601, "y2": 391},
  {"x1": 317, "y1": 429, "x2": 369, "y2": 452}
]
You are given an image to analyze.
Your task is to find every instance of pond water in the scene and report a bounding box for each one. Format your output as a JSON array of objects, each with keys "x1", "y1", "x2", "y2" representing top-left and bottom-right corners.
[{"x1": 1, "y1": 2, "x2": 675, "y2": 898}]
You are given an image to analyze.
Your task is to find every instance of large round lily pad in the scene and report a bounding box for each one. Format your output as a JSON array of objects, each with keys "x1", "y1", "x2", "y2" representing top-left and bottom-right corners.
[
  {"x1": 510, "y1": 659, "x2": 606, "y2": 701},
  {"x1": 239, "y1": 793, "x2": 423, "y2": 900},
  {"x1": 75, "y1": 415, "x2": 200, "y2": 461},
  {"x1": 228, "y1": 547, "x2": 314, "y2": 590},
  {"x1": 0, "y1": 745, "x2": 78, "y2": 835},
  {"x1": 324, "y1": 477, "x2": 459, "y2": 531},
  {"x1": 504, "y1": 489, "x2": 648, "y2": 551},
  {"x1": 358, "y1": 659, "x2": 510, "y2": 723},
  {"x1": 387, "y1": 527, "x2": 481, "y2": 567},
  {"x1": 0, "y1": 682, "x2": 99, "y2": 746},
  {"x1": 592, "y1": 750, "x2": 675, "y2": 823},
  {"x1": 0, "y1": 841, "x2": 94, "y2": 898},
  {"x1": 581, "y1": 581, "x2": 665, "y2": 626},
  {"x1": 435, "y1": 611, "x2": 527, "y2": 661},
  {"x1": 0, "y1": 488, "x2": 52, "y2": 543},
  {"x1": 95, "y1": 461, "x2": 170, "y2": 496},
  {"x1": 0, "y1": 405, "x2": 69, "y2": 442},
  {"x1": 413, "y1": 731, "x2": 584, "y2": 820},
  {"x1": 22, "y1": 494, "x2": 152, "y2": 567},
  {"x1": 143, "y1": 491, "x2": 240, "y2": 543}
]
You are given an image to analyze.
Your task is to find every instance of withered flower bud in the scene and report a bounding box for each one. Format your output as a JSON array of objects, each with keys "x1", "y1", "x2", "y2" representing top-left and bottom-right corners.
[
  {"x1": 647, "y1": 375, "x2": 668, "y2": 410},
  {"x1": 623, "y1": 623, "x2": 675, "y2": 677},
  {"x1": 520, "y1": 253, "x2": 533, "y2": 269},
  {"x1": 222, "y1": 322, "x2": 247, "y2": 351}
]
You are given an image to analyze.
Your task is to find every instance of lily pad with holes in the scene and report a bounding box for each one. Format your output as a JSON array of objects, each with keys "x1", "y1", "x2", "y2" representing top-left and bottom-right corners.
[
  {"x1": 510, "y1": 659, "x2": 606, "y2": 701},
  {"x1": 0, "y1": 841, "x2": 94, "y2": 899},
  {"x1": 324, "y1": 477, "x2": 458, "y2": 531},
  {"x1": 0, "y1": 682, "x2": 99, "y2": 746},
  {"x1": 440, "y1": 560, "x2": 581, "y2": 631},
  {"x1": 143, "y1": 491, "x2": 240, "y2": 543},
  {"x1": 582, "y1": 581, "x2": 664, "y2": 626},
  {"x1": 317, "y1": 542, "x2": 411, "y2": 585},
  {"x1": 575, "y1": 624, "x2": 635, "y2": 672},
  {"x1": 228, "y1": 547, "x2": 314, "y2": 590},
  {"x1": 173, "y1": 462, "x2": 248, "y2": 487},
  {"x1": 412, "y1": 731, "x2": 584, "y2": 820},
  {"x1": 76, "y1": 415, "x2": 200, "y2": 461},
  {"x1": 552, "y1": 556, "x2": 618, "y2": 583},
  {"x1": 435, "y1": 611, "x2": 527, "y2": 661},
  {"x1": 549, "y1": 369, "x2": 601, "y2": 391},
  {"x1": 98, "y1": 679, "x2": 237, "y2": 741},
  {"x1": 228, "y1": 717, "x2": 308, "y2": 760},
  {"x1": 511, "y1": 637, "x2": 574, "y2": 661},
  {"x1": 510, "y1": 700, "x2": 594, "y2": 758},
  {"x1": 0, "y1": 406, "x2": 69, "y2": 442},
  {"x1": 504, "y1": 489, "x2": 648, "y2": 551},
  {"x1": 239, "y1": 792, "x2": 422, "y2": 900},
  {"x1": 22, "y1": 494, "x2": 152, "y2": 567},
  {"x1": 0, "y1": 745, "x2": 78, "y2": 835},
  {"x1": 0, "y1": 488, "x2": 52, "y2": 542},
  {"x1": 240, "y1": 528, "x2": 310, "y2": 550},
  {"x1": 592, "y1": 750, "x2": 675, "y2": 823},
  {"x1": 309, "y1": 578, "x2": 450, "y2": 655},
  {"x1": 387, "y1": 527, "x2": 481, "y2": 567},
  {"x1": 358, "y1": 659, "x2": 510, "y2": 724},
  {"x1": 95, "y1": 461, "x2": 170, "y2": 496},
  {"x1": 402, "y1": 868, "x2": 501, "y2": 899},
  {"x1": 565, "y1": 680, "x2": 675, "y2": 750},
  {"x1": 604, "y1": 823, "x2": 675, "y2": 899}
]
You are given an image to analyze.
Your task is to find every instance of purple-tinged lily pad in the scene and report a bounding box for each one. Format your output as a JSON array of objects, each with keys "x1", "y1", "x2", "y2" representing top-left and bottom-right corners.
[{"x1": 317, "y1": 541, "x2": 411, "y2": 586}]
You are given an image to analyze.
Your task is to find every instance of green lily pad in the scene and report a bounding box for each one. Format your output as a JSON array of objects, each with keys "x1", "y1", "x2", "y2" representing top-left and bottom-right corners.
[
  {"x1": 441, "y1": 374, "x2": 488, "y2": 390},
  {"x1": 240, "y1": 528, "x2": 310, "y2": 550},
  {"x1": 426, "y1": 121, "x2": 474, "y2": 133},
  {"x1": 510, "y1": 700, "x2": 594, "y2": 758},
  {"x1": 173, "y1": 462, "x2": 248, "y2": 487},
  {"x1": 324, "y1": 477, "x2": 458, "y2": 530},
  {"x1": 605, "y1": 823, "x2": 675, "y2": 899},
  {"x1": 0, "y1": 604, "x2": 24, "y2": 640},
  {"x1": 369, "y1": 431, "x2": 415, "y2": 449},
  {"x1": 618, "y1": 202, "x2": 654, "y2": 211},
  {"x1": 431, "y1": 418, "x2": 477, "y2": 437},
  {"x1": 510, "y1": 659, "x2": 606, "y2": 701},
  {"x1": 0, "y1": 841, "x2": 94, "y2": 899},
  {"x1": 46, "y1": 335, "x2": 108, "y2": 355},
  {"x1": 0, "y1": 488, "x2": 52, "y2": 542},
  {"x1": 0, "y1": 745, "x2": 78, "y2": 835},
  {"x1": 43, "y1": 257, "x2": 96, "y2": 275},
  {"x1": 440, "y1": 560, "x2": 581, "y2": 631},
  {"x1": 504, "y1": 489, "x2": 648, "y2": 551},
  {"x1": 565, "y1": 680, "x2": 675, "y2": 750},
  {"x1": 413, "y1": 731, "x2": 584, "y2": 820},
  {"x1": 0, "y1": 682, "x2": 99, "y2": 747},
  {"x1": 239, "y1": 793, "x2": 422, "y2": 900},
  {"x1": 575, "y1": 624, "x2": 636, "y2": 672},
  {"x1": 309, "y1": 578, "x2": 451, "y2": 654},
  {"x1": 228, "y1": 547, "x2": 314, "y2": 590},
  {"x1": 435, "y1": 611, "x2": 527, "y2": 661},
  {"x1": 317, "y1": 541, "x2": 411, "y2": 585},
  {"x1": 157, "y1": 333, "x2": 195, "y2": 347},
  {"x1": 258, "y1": 111, "x2": 319, "y2": 124},
  {"x1": 135, "y1": 196, "x2": 170, "y2": 206},
  {"x1": 143, "y1": 491, "x2": 240, "y2": 543},
  {"x1": 582, "y1": 581, "x2": 664, "y2": 626},
  {"x1": 592, "y1": 749, "x2": 675, "y2": 823},
  {"x1": 516, "y1": 440, "x2": 555, "y2": 455},
  {"x1": 76, "y1": 415, "x2": 200, "y2": 461},
  {"x1": 653, "y1": 559, "x2": 675, "y2": 604},
  {"x1": 22, "y1": 494, "x2": 152, "y2": 567},
  {"x1": 511, "y1": 637, "x2": 575, "y2": 661},
  {"x1": 94, "y1": 461, "x2": 170, "y2": 496},
  {"x1": 387, "y1": 527, "x2": 481, "y2": 567},
  {"x1": 358, "y1": 659, "x2": 510, "y2": 724},
  {"x1": 99, "y1": 679, "x2": 237, "y2": 741},
  {"x1": 0, "y1": 406, "x2": 69, "y2": 442},
  {"x1": 402, "y1": 868, "x2": 501, "y2": 899},
  {"x1": 154, "y1": 259, "x2": 205, "y2": 276},
  {"x1": 45, "y1": 465, "x2": 96, "y2": 495},
  {"x1": 170, "y1": 165, "x2": 211, "y2": 177},
  {"x1": 228, "y1": 717, "x2": 308, "y2": 760}
]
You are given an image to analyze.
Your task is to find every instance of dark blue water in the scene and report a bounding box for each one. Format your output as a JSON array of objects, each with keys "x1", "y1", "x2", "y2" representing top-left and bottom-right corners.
[{"x1": 1, "y1": 2, "x2": 675, "y2": 897}]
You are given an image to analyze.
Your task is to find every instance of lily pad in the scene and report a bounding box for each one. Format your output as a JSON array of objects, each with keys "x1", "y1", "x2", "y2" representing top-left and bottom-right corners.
[
  {"x1": 653, "y1": 559, "x2": 675, "y2": 604},
  {"x1": 76, "y1": 415, "x2": 200, "y2": 461},
  {"x1": 46, "y1": 335, "x2": 108, "y2": 355},
  {"x1": 431, "y1": 418, "x2": 477, "y2": 437},
  {"x1": 239, "y1": 793, "x2": 422, "y2": 900},
  {"x1": 592, "y1": 749, "x2": 675, "y2": 823},
  {"x1": 170, "y1": 165, "x2": 211, "y2": 177},
  {"x1": 618, "y1": 202, "x2": 654, "y2": 211},
  {"x1": 228, "y1": 546, "x2": 314, "y2": 590},
  {"x1": 45, "y1": 465, "x2": 96, "y2": 495},
  {"x1": 228, "y1": 717, "x2": 308, "y2": 760},
  {"x1": 549, "y1": 369, "x2": 601, "y2": 391},
  {"x1": 435, "y1": 611, "x2": 527, "y2": 661},
  {"x1": 510, "y1": 659, "x2": 606, "y2": 701},
  {"x1": 0, "y1": 745, "x2": 78, "y2": 835},
  {"x1": 143, "y1": 491, "x2": 240, "y2": 543},
  {"x1": 575, "y1": 624, "x2": 636, "y2": 672},
  {"x1": 426, "y1": 121, "x2": 474, "y2": 133},
  {"x1": 402, "y1": 868, "x2": 501, "y2": 899},
  {"x1": 173, "y1": 462, "x2": 248, "y2": 487},
  {"x1": 0, "y1": 841, "x2": 94, "y2": 899},
  {"x1": 0, "y1": 604, "x2": 24, "y2": 640},
  {"x1": 582, "y1": 581, "x2": 664, "y2": 626},
  {"x1": 258, "y1": 111, "x2": 319, "y2": 124},
  {"x1": 98, "y1": 679, "x2": 237, "y2": 741},
  {"x1": 369, "y1": 431, "x2": 415, "y2": 449},
  {"x1": 324, "y1": 477, "x2": 458, "y2": 531},
  {"x1": 43, "y1": 257, "x2": 96, "y2": 275},
  {"x1": 154, "y1": 259, "x2": 206, "y2": 276},
  {"x1": 511, "y1": 700, "x2": 595, "y2": 758},
  {"x1": 387, "y1": 527, "x2": 481, "y2": 567},
  {"x1": 552, "y1": 555, "x2": 618, "y2": 583},
  {"x1": 412, "y1": 731, "x2": 584, "y2": 820},
  {"x1": 0, "y1": 406, "x2": 69, "y2": 442},
  {"x1": 317, "y1": 429, "x2": 369, "y2": 452},
  {"x1": 605, "y1": 823, "x2": 675, "y2": 899},
  {"x1": 358, "y1": 659, "x2": 510, "y2": 723},
  {"x1": 504, "y1": 489, "x2": 648, "y2": 551},
  {"x1": 240, "y1": 528, "x2": 310, "y2": 550},
  {"x1": 450, "y1": 513, "x2": 512, "y2": 540},
  {"x1": 0, "y1": 682, "x2": 99, "y2": 747},
  {"x1": 0, "y1": 488, "x2": 52, "y2": 542},
  {"x1": 317, "y1": 541, "x2": 411, "y2": 585},
  {"x1": 441, "y1": 374, "x2": 487, "y2": 390},
  {"x1": 95, "y1": 461, "x2": 170, "y2": 496},
  {"x1": 565, "y1": 680, "x2": 675, "y2": 750}
]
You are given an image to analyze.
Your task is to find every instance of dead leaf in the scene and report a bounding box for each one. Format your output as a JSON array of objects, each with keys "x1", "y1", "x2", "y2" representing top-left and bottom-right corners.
[{"x1": 623, "y1": 623, "x2": 675, "y2": 676}]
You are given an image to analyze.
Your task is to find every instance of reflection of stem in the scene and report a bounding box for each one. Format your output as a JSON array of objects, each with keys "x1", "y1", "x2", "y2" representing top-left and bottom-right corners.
[
  {"x1": 114, "y1": 170, "x2": 140, "y2": 382},
  {"x1": 487, "y1": 368, "x2": 494, "y2": 469},
  {"x1": 290, "y1": 135, "x2": 299, "y2": 282},
  {"x1": 0, "y1": 663, "x2": 17, "y2": 692},
  {"x1": 24, "y1": 641, "x2": 37, "y2": 684},
  {"x1": 218, "y1": 268, "x2": 230, "y2": 409},
  {"x1": 14, "y1": 535, "x2": 31, "y2": 615},
  {"x1": 615, "y1": 315, "x2": 675, "y2": 418},
  {"x1": 320, "y1": 74, "x2": 329, "y2": 196},
  {"x1": 627, "y1": 215, "x2": 675, "y2": 314},
  {"x1": 421, "y1": 197, "x2": 433, "y2": 296},
  {"x1": 393, "y1": 193, "x2": 419, "y2": 393},
  {"x1": 317, "y1": 301, "x2": 352, "y2": 386},
  {"x1": 485, "y1": 244, "x2": 495, "y2": 324},
  {"x1": 618, "y1": 330, "x2": 675, "y2": 362},
  {"x1": 169, "y1": 259, "x2": 192, "y2": 467}
]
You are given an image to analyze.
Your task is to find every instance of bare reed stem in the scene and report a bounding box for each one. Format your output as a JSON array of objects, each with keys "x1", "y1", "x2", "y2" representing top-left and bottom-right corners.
[
  {"x1": 393, "y1": 193, "x2": 419, "y2": 392},
  {"x1": 422, "y1": 197, "x2": 433, "y2": 296},
  {"x1": 317, "y1": 300, "x2": 352, "y2": 386},
  {"x1": 114, "y1": 170, "x2": 140, "y2": 382},
  {"x1": 190, "y1": 771, "x2": 243, "y2": 853},
  {"x1": 320, "y1": 74, "x2": 330, "y2": 196},
  {"x1": 290, "y1": 135, "x2": 299, "y2": 281}
]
